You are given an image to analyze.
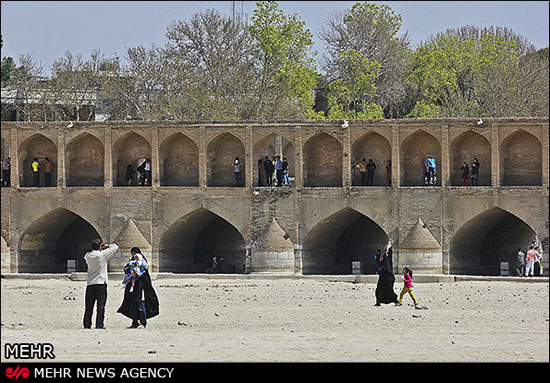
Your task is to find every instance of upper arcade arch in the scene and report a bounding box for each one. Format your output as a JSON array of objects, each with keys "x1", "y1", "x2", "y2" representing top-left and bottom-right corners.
[
  {"x1": 351, "y1": 131, "x2": 392, "y2": 186},
  {"x1": 500, "y1": 130, "x2": 542, "y2": 186},
  {"x1": 159, "y1": 132, "x2": 199, "y2": 186},
  {"x1": 206, "y1": 132, "x2": 246, "y2": 187},
  {"x1": 112, "y1": 131, "x2": 152, "y2": 187},
  {"x1": 450, "y1": 130, "x2": 491, "y2": 186},
  {"x1": 400, "y1": 130, "x2": 441, "y2": 186},
  {"x1": 303, "y1": 132, "x2": 343, "y2": 187},
  {"x1": 18, "y1": 133, "x2": 58, "y2": 187},
  {"x1": 66, "y1": 132, "x2": 104, "y2": 187}
]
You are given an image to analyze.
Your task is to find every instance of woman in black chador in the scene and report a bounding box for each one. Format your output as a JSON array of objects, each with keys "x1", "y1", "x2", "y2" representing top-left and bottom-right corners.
[
  {"x1": 374, "y1": 253, "x2": 398, "y2": 306},
  {"x1": 117, "y1": 247, "x2": 159, "y2": 328}
]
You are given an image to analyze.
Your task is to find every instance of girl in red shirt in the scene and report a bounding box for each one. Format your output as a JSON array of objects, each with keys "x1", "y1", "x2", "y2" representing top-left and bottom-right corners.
[{"x1": 397, "y1": 267, "x2": 419, "y2": 307}]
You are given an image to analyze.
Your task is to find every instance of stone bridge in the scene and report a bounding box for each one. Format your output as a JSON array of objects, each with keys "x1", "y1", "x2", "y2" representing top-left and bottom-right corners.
[{"x1": 1, "y1": 118, "x2": 548, "y2": 276}]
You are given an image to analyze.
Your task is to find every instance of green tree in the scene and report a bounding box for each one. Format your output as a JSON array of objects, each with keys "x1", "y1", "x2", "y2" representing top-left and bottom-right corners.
[
  {"x1": 320, "y1": 2, "x2": 412, "y2": 118},
  {"x1": 407, "y1": 26, "x2": 549, "y2": 117},
  {"x1": 1, "y1": 35, "x2": 16, "y2": 85},
  {"x1": 249, "y1": 1, "x2": 321, "y2": 119},
  {"x1": 326, "y1": 49, "x2": 383, "y2": 119}
]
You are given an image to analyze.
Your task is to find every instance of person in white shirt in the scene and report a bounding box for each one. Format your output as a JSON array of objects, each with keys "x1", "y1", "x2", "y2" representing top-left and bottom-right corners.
[{"x1": 83, "y1": 239, "x2": 119, "y2": 329}]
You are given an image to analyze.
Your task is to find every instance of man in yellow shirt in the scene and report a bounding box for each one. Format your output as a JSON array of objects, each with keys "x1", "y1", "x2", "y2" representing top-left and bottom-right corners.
[{"x1": 31, "y1": 157, "x2": 40, "y2": 187}]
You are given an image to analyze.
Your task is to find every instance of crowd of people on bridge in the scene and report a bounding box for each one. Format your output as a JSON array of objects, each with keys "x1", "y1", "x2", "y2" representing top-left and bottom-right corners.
[{"x1": 0, "y1": 153, "x2": 487, "y2": 188}]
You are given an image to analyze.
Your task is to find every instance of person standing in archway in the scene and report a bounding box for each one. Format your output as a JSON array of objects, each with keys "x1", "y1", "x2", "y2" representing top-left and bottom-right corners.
[
  {"x1": 374, "y1": 253, "x2": 398, "y2": 306},
  {"x1": 83, "y1": 240, "x2": 119, "y2": 329},
  {"x1": 471, "y1": 158, "x2": 480, "y2": 186},
  {"x1": 460, "y1": 162, "x2": 470, "y2": 186},
  {"x1": 357, "y1": 158, "x2": 367, "y2": 186},
  {"x1": 386, "y1": 160, "x2": 392, "y2": 187},
  {"x1": 1, "y1": 157, "x2": 10, "y2": 187},
  {"x1": 44, "y1": 157, "x2": 53, "y2": 187},
  {"x1": 31, "y1": 157, "x2": 40, "y2": 187},
  {"x1": 263, "y1": 156, "x2": 273, "y2": 186},
  {"x1": 234, "y1": 157, "x2": 243, "y2": 187},
  {"x1": 525, "y1": 245, "x2": 537, "y2": 277},
  {"x1": 366, "y1": 159, "x2": 376, "y2": 186}
]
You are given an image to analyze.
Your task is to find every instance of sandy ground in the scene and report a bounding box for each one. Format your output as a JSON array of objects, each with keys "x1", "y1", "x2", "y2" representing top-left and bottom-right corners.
[{"x1": 1, "y1": 276, "x2": 548, "y2": 362}]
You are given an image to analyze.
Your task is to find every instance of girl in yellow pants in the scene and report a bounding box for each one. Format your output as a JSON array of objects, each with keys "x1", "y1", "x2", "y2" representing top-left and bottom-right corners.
[{"x1": 397, "y1": 267, "x2": 418, "y2": 307}]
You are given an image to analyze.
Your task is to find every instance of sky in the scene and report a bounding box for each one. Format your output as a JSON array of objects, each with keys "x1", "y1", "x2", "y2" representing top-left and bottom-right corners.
[{"x1": 1, "y1": 1, "x2": 549, "y2": 75}]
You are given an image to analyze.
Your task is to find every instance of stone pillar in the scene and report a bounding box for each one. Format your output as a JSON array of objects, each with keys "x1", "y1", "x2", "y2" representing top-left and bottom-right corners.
[
  {"x1": 491, "y1": 122, "x2": 499, "y2": 187},
  {"x1": 246, "y1": 125, "x2": 253, "y2": 188},
  {"x1": 391, "y1": 125, "x2": 399, "y2": 187},
  {"x1": 199, "y1": 126, "x2": 207, "y2": 189},
  {"x1": 10, "y1": 127, "x2": 18, "y2": 188},
  {"x1": 294, "y1": 125, "x2": 303, "y2": 190},
  {"x1": 57, "y1": 128, "x2": 66, "y2": 187},
  {"x1": 294, "y1": 244, "x2": 303, "y2": 275},
  {"x1": 343, "y1": 124, "x2": 351, "y2": 187},
  {"x1": 441, "y1": 124, "x2": 449, "y2": 187},
  {"x1": 152, "y1": 126, "x2": 160, "y2": 187},
  {"x1": 104, "y1": 126, "x2": 112, "y2": 187},
  {"x1": 542, "y1": 122, "x2": 549, "y2": 189}
]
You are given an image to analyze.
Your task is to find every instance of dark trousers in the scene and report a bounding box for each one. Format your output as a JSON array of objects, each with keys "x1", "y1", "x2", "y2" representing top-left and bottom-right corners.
[
  {"x1": 2, "y1": 170, "x2": 9, "y2": 186},
  {"x1": 367, "y1": 171, "x2": 374, "y2": 185},
  {"x1": 45, "y1": 172, "x2": 52, "y2": 187},
  {"x1": 266, "y1": 173, "x2": 272, "y2": 186},
  {"x1": 132, "y1": 300, "x2": 147, "y2": 327},
  {"x1": 83, "y1": 284, "x2": 107, "y2": 329},
  {"x1": 276, "y1": 170, "x2": 283, "y2": 187},
  {"x1": 32, "y1": 171, "x2": 39, "y2": 187},
  {"x1": 516, "y1": 264, "x2": 525, "y2": 276},
  {"x1": 235, "y1": 171, "x2": 243, "y2": 186},
  {"x1": 360, "y1": 172, "x2": 366, "y2": 186}
]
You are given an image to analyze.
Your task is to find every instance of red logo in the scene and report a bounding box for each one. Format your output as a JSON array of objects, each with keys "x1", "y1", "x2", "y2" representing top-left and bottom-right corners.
[{"x1": 5, "y1": 366, "x2": 30, "y2": 380}]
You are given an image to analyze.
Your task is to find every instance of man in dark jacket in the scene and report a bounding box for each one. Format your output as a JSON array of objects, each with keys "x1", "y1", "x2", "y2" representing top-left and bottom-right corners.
[{"x1": 263, "y1": 156, "x2": 274, "y2": 186}]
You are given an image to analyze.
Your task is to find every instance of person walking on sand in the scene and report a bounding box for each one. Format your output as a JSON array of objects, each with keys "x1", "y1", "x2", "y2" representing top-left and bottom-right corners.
[
  {"x1": 374, "y1": 253, "x2": 398, "y2": 306},
  {"x1": 83, "y1": 239, "x2": 119, "y2": 329},
  {"x1": 396, "y1": 267, "x2": 419, "y2": 308},
  {"x1": 525, "y1": 245, "x2": 537, "y2": 277}
]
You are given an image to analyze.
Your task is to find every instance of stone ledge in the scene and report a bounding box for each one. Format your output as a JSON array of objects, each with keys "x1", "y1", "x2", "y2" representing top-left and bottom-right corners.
[{"x1": 1, "y1": 272, "x2": 547, "y2": 283}]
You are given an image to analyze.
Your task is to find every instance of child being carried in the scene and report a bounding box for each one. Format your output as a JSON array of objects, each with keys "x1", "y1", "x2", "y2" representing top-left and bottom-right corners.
[{"x1": 122, "y1": 253, "x2": 148, "y2": 293}]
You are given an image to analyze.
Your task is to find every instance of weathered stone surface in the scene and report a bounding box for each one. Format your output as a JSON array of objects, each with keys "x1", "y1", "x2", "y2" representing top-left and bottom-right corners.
[{"x1": 1, "y1": 118, "x2": 548, "y2": 276}]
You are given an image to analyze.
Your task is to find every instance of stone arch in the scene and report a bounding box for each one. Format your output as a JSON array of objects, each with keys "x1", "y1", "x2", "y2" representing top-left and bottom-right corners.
[
  {"x1": 159, "y1": 208, "x2": 246, "y2": 273},
  {"x1": 17, "y1": 207, "x2": 102, "y2": 273},
  {"x1": 303, "y1": 132, "x2": 343, "y2": 187},
  {"x1": 302, "y1": 207, "x2": 389, "y2": 274},
  {"x1": 400, "y1": 130, "x2": 441, "y2": 186},
  {"x1": 450, "y1": 131, "x2": 491, "y2": 186},
  {"x1": 159, "y1": 133, "x2": 199, "y2": 186},
  {"x1": 207, "y1": 132, "x2": 245, "y2": 187},
  {"x1": 18, "y1": 133, "x2": 57, "y2": 187},
  {"x1": 449, "y1": 207, "x2": 536, "y2": 275},
  {"x1": 112, "y1": 132, "x2": 151, "y2": 186},
  {"x1": 500, "y1": 130, "x2": 542, "y2": 186},
  {"x1": 253, "y1": 133, "x2": 295, "y2": 186},
  {"x1": 351, "y1": 131, "x2": 391, "y2": 186},
  {"x1": 66, "y1": 132, "x2": 104, "y2": 187}
]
